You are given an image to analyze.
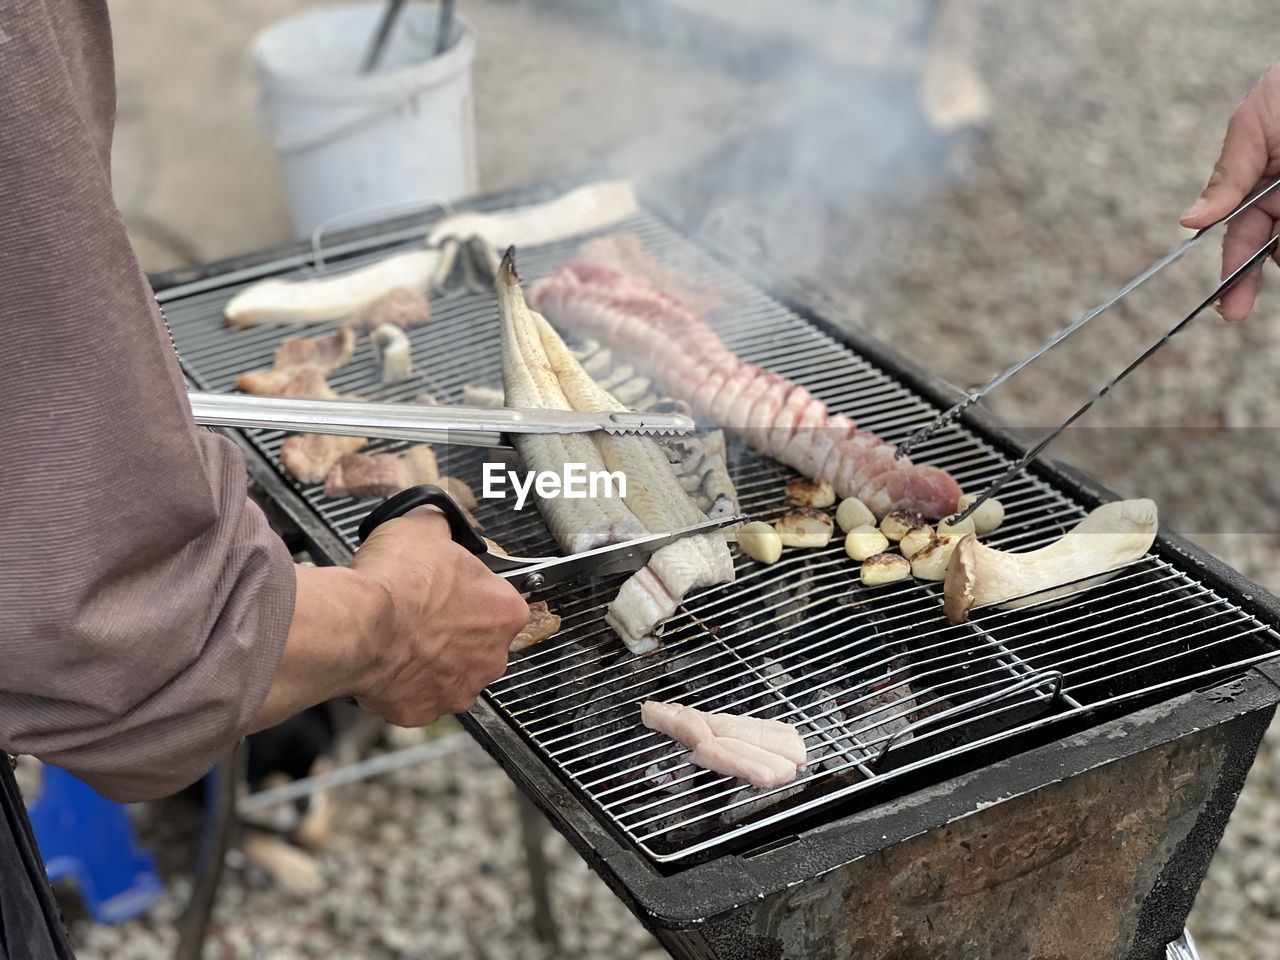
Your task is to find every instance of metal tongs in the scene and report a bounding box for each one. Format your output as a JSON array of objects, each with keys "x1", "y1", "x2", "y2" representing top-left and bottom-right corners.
[
  {"x1": 357, "y1": 484, "x2": 747, "y2": 593},
  {"x1": 188, "y1": 393, "x2": 694, "y2": 447},
  {"x1": 896, "y1": 176, "x2": 1280, "y2": 524}
]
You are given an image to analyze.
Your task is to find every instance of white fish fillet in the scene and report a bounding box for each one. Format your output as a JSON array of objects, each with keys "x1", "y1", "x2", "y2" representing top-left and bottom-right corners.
[
  {"x1": 224, "y1": 250, "x2": 439, "y2": 326},
  {"x1": 641, "y1": 700, "x2": 806, "y2": 789},
  {"x1": 531, "y1": 311, "x2": 734, "y2": 650},
  {"x1": 428, "y1": 181, "x2": 637, "y2": 249},
  {"x1": 691, "y1": 738, "x2": 799, "y2": 790},
  {"x1": 498, "y1": 253, "x2": 730, "y2": 653},
  {"x1": 499, "y1": 254, "x2": 648, "y2": 556}
]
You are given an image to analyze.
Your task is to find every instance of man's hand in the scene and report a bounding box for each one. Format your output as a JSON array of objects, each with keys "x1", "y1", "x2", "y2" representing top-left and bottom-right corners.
[
  {"x1": 1182, "y1": 65, "x2": 1280, "y2": 322},
  {"x1": 348, "y1": 507, "x2": 528, "y2": 725},
  {"x1": 253, "y1": 507, "x2": 527, "y2": 732}
]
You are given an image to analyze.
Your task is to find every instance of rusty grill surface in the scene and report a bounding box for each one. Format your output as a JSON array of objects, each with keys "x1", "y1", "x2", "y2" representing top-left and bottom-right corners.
[{"x1": 158, "y1": 203, "x2": 1280, "y2": 866}]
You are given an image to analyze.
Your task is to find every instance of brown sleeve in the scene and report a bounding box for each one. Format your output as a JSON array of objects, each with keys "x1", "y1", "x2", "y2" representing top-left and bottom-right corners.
[{"x1": 0, "y1": 1, "x2": 296, "y2": 801}]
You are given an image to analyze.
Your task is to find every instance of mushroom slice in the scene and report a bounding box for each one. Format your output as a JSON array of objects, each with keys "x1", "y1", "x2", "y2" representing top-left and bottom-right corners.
[
  {"x1": 224, "y1": 251, "x2": 438, "y2": 326},
  {"x1": 942, "y1": 499, "x2": 1158, "y2": 623},
  {"x1": 462, "y1": 384, "x2": 505, "y2": 408},
  {"x1": 371, "y1": 323, "x2": 414, "y2": 382},
  {"x1": 426, "y1": 180, "x2": 638, "y2": 248}
]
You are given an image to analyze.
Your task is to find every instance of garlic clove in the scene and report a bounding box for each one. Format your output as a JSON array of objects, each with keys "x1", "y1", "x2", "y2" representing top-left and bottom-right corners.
[
  {"x1": 844, "y1": 525, "x2": 890, "y2": 561},
  {"x1": 836, "y1": 497, "x2": 876, "y2": 533}
]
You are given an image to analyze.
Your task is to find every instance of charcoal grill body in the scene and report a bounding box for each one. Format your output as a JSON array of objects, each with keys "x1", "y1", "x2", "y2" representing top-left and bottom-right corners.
[
  {"x1": 467, "y1": 643, "x2": 1277, "y2": 960},
  {"x1": 150, "y1": 188, "x2": 1280, "y2": 960}
]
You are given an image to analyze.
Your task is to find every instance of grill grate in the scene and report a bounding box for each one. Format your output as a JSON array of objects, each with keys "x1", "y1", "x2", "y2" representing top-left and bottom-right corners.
[{"x1": 158, "y1": 205, "x2": 1280, "y2": 865}]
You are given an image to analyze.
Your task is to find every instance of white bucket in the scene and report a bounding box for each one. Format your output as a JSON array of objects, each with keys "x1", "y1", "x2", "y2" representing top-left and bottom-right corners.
[{"x1": 253, "y1": 2, "x2": 478, "y2": 239}]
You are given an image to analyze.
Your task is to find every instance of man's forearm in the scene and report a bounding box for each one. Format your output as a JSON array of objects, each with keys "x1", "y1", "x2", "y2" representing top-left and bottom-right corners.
[{"x1": 251, "y1": 565, "x2": 395, "y2": 731}]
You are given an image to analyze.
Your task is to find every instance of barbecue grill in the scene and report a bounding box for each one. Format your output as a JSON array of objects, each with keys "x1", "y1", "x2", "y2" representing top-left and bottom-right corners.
[{"x1": 152, "y1": 184, "x2": 1280, "y2": 960}]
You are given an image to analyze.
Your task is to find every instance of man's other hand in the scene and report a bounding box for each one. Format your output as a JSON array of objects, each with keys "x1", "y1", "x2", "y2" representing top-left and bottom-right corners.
[
  {"x1": 349, "y1": 506, "x2": 528, "y2": 726},
  {"x1": 1182, "y1": 65, "x2": 1280, "y2": 322}
]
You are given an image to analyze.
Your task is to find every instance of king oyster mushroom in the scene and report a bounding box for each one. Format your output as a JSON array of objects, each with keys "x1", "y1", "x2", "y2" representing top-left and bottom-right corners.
[{"x1": 942, "y1": 498, "x2": 1158, "y2": 623}]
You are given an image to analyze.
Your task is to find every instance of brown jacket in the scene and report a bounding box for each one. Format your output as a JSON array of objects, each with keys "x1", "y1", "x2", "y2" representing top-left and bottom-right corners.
[{"x1": 0, "y1": 0, "x2": 295, "y2": 801}]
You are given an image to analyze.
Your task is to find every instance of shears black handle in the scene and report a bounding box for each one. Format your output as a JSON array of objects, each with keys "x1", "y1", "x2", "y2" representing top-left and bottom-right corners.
[{"x1": 356, "y1": 484, "x2": 489, "y2": 555}]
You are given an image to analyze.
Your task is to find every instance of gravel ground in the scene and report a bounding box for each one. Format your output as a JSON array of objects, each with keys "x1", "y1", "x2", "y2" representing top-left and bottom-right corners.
[
  {"x1": 61, "y1": 732, "x2": 666, "y2": 959},
  {"x1": 42, "y1": 1, "x2": 1280, "y2": 957}
]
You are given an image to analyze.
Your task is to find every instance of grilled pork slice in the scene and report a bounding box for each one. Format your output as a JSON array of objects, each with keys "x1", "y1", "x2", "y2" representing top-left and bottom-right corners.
[
  {"x1": 272, "y1": 325, "x2": 357, "y2": 373},
  {"x1": 354, "y1": 287, "x2": 430, "y2": 330},
  {"x1": 641, "y1": 700, "x2": 806, "y2": 789},
  {"x1": 509, "y1": 601, "x2": 561, "y2": 653},
  {"x1": 280, "y1": 434, "x2": 367, "y2": 484},
  {"x1": 323, "y1": 453, "x2": 408, "y2": 500},
  {"x1": 530, "y1": 263, "x2": 961, "y2": 519},
  {"x1": 577, "y1": 233, "x2": 729, "y2": 314},
  {"x1": 235, "y1": 365, "x2": 339, "y2": 400}
]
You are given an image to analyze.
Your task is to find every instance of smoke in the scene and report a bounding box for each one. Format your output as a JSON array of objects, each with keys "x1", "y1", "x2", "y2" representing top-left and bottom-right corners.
[{"x1": 549, "y1": 0, "x2": 971, "y2": 281}]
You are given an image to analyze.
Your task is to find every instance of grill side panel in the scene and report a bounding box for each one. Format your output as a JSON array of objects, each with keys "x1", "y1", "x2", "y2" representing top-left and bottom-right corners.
[{"x1": 649, "y1": 709, "x2": 1270, "y2": 960}]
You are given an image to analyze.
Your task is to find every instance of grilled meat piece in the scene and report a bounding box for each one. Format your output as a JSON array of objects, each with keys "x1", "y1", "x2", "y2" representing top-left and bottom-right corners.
[
  {"x1": 272, "y1": 325, "x2": 357, "y2": 373},
  {"x1": 577, "y1": 233, "x2": 729, "y2": 314},
  {"x1": 235, "y1": 365, "x2": 339, "y2": 400},
  {"x1": 403, "y1": 445, "x2": 439, "y2": 486},
  {"x1": 438, "y1": 475, "x2": 477, "y2": 511},
  {"x1": 280, "y1": 434, "x2": 367, "y2": 484},
  {"x1": 354, "y1": 286, "x2": 430, "y2": 330},
  {"x1": 323, "y1": 453, "x2": 408, "y2": 500},
  {"x1": 509, "y1": 601, "x2": 561, "y2": 653}
]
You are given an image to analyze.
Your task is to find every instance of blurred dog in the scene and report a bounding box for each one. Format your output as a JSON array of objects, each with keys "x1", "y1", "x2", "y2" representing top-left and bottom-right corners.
[{"x1": 239, "y1": 704, "x2": 372, "y2": 895}]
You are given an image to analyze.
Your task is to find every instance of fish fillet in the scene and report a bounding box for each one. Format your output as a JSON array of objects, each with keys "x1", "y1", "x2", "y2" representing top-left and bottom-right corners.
[
  {"x1": 641, "y1": 701, "x2": 806, "y2": 789},
  {"x1": 499, "y1": 252, "x2": 648, "y2": 557},
  {"x1": 280, "y1": 434, "x2": 367, "y2": 484},
  {"x1": 498, "y1": 252, "x2": 731, "y2": 654},
  {"x1": 530, "y1": 263, "x2": 961, "y2": 518}
]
